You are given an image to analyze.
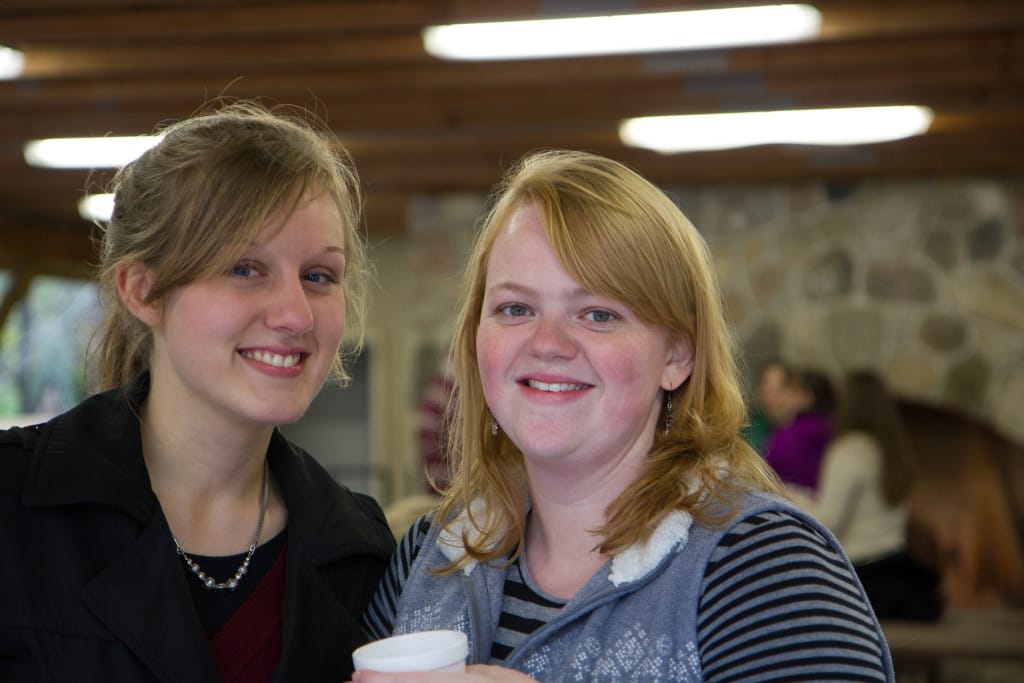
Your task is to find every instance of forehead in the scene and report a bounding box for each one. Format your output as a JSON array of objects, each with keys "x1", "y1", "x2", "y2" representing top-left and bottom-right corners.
[
  {"x1": 486, "y1": 203, "x2": 547, "y2": 261},
  {"x1": 257, "y1": 193, "x2": 345, "y2": 241},
  {"x1": 498, "y1": 201, "x2": 542, "y2": 237}
]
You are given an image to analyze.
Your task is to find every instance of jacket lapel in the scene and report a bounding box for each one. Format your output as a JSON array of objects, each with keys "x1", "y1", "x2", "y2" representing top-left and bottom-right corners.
[
  {"x1": 274, "y1": 539, "x2": 360, "y2": 681},
  {"x1": 81, "y1": 504, "x2": 222, "y2": 682},
  {"x1": 22, "y1": 378, "x2": 221, "y2": 682},
  {"x1": 267, "y1": 429, "x2": 394, "y2": 681}
]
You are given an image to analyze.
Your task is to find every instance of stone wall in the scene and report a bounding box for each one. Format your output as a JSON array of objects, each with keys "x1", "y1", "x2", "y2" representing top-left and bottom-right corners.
[{"x1": 680, "y1": 176, "x2": 1024, "y2": 445}]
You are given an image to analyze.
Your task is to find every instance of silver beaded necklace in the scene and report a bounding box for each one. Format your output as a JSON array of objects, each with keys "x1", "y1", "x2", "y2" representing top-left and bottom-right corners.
[{"x1": 173, "y1": 461, "x2": 269, "y2": 592}]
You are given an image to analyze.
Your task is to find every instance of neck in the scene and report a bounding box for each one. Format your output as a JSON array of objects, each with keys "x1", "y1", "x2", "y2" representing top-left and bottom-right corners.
[
  {"x1": 523, "y1": 445, "x2": 645, "y2": 541},
  {"x1": 522, "y1": 475, "x2": 628, "y2": 599},
  {"x1": 140, "y1": 373, "x2": 273, "y2": 496},
  {"x1": 140, "y1": 385, "x2": 279, "y2": 556}
]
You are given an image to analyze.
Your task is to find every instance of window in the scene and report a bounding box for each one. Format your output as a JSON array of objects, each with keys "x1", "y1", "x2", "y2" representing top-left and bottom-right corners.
[{"x1": 0, "y1": 273, "x2": 99, "y2": 424}]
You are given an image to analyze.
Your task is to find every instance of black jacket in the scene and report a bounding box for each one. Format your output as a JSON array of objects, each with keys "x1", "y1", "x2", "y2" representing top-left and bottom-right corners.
[{"x1": 0, "y1": 378, "x2": 395, "y2": 682}]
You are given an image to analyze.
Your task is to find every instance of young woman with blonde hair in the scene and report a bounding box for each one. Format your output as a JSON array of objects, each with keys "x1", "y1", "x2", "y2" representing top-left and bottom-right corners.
[{"x1": 360, "y1": 150, "x2": 892, "y2": 682}]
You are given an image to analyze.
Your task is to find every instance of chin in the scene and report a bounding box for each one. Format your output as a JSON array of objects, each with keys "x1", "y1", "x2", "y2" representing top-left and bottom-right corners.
[
  {"x1": 251, "y1": 386, "x2": 320, "y2": 425},
  {"x1": 270, "y1": 404, "x2": 312, "y2": 425},
  {"x1": 242, "y1": 401, "x2": 311, "y2": 428}
]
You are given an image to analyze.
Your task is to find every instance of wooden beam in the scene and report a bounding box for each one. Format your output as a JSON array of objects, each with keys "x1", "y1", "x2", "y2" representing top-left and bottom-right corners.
[{"x1": 0, "y1": 1, "x2": 439, "y2": 42}]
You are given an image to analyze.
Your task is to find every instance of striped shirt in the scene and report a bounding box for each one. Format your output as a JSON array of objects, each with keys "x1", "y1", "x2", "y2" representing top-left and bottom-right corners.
[
  {"x1": 363, "y1": 511, "x2": 886, "y2": 681},
  {"x1": 490, "y1": 555, "x2": 566, "y2": 662}
]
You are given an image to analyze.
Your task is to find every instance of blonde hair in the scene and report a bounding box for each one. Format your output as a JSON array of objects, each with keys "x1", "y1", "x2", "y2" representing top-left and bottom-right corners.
[
  {"x1": 435, "y1": 150, "x2": 781, "y2": 570},
  {"x1": 92, "y1": 100, "x2": 368, "y2": 390}
]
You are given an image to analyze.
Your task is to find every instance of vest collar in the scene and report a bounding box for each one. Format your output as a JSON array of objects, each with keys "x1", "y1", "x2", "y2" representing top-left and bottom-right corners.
[
  {"x1": 437, "y1": 502, "x2": 693, "y2": 586},
  {"x1": 608, "y1": 510, "x2": 692, "y2": 586}
]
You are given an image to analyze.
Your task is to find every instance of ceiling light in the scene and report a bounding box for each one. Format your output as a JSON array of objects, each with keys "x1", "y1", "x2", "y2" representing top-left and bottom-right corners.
[
  {"x1": 423, "y1": 4, "x2": 821, "y2": 61},
  {"x1": 23, "y1": 135, "x2": 164, "y2": 169},
  {"x1": 78, "y1": 194, "x2": 114, "y2": 223},
  {"x1": 0, "y1": 45, "x2": 24, "y2": 79},
  {"x1": 619, "y1": 105, "x2": 935, "y2": 154}
]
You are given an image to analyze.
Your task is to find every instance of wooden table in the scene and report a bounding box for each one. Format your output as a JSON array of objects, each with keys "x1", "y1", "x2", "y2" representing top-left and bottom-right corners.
[{"x1": 882, "y1": 608, "x2": 1024, "y2": 682}]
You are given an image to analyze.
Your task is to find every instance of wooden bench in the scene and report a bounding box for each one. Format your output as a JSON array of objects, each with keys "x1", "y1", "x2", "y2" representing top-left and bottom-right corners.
[{"x1": 882, "y1": 608, "x2": 1024, "y2": 681}]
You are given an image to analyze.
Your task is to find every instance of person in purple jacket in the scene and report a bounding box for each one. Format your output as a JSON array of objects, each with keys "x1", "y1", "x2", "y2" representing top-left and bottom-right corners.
[{"x1": 763, "y1": 366, "x2": 836, "y2": 492}]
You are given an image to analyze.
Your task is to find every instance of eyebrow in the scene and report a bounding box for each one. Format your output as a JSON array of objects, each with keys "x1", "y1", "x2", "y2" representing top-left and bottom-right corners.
[
  {"x1": 486, "y1": 281, "x2": 593, "y2": 300},
  {"x1": 242, "y1": 240, "x2": 345, "y2": 255}
]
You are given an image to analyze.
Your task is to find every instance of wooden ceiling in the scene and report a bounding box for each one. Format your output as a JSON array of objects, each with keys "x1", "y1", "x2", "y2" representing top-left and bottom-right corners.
[{"x1": 1, "y1": 0, "x2": 1023, "y2": 282}]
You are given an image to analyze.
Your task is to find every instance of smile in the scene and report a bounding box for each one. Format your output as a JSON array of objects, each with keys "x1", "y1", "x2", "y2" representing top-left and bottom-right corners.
[
  {"x1": 526, "y1": 380, "x2": 588, "y2": 392},
  {"x1": 241, "y1": 350, "x2": 302, "y2": 368}
]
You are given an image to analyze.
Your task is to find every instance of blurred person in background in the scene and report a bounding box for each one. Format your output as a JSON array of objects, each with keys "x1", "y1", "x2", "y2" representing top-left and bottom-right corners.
[
  {"x1": 743, "y1": 357, "x2": 789, "y2": 454},
  {"x1": 762, "y1": 366, "x2": 835, "y2": 493},
  {"x1": 793, "y1": 370, "x2": 942, "y2": 621}
]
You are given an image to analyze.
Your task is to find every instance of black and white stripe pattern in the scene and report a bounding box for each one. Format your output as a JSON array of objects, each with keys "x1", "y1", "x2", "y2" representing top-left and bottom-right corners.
[
  {"x1": 697, "y1": 511, "x2": 887, "y2": 682},
  {"x1": 362, "y1": 516, "x2": 430, "y2": 640},
  {"x1": 490, "y1": 558, "x2": 566, "y2": 661}
]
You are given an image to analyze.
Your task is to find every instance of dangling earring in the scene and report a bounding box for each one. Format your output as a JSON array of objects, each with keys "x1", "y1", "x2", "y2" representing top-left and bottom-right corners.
[
  {"x1": 663, "y1": 391, "x2": 674, "y2": 435},
  {"x1": 489, "y1": 416, "x2": 499, "y2": 437}
]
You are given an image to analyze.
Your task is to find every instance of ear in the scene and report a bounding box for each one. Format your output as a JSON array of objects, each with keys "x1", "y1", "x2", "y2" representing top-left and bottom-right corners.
[
  {"x1": 661, "y1": 336, "x2": 694, "y2": 392},
  {"x1": 116, "y1": 262, "x2": 162, "y2": 327}
]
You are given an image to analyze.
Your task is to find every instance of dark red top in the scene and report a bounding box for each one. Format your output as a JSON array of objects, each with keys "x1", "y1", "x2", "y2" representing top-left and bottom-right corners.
[{"x1": 209, "y1": 541, "x2": 287, "y2": 683}]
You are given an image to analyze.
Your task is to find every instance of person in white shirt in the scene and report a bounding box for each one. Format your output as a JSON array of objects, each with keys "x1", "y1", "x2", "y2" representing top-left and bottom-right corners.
[{"x1": 792, "y1": 369, "x2": 943, "y2": 620}]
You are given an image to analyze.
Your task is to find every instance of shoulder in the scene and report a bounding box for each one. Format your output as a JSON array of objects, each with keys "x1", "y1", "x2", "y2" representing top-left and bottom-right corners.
[
  {"x1": 271, "y1": 435, "x2": 395, "y2": 560},
  {"x1": 0, "y1": 419, "x2": 50, "y2": 475},
  {"x1": 827, "y1": 431, "x2": 882, "y2": 467},
  {"x1": 697, "y1": 508, "x2": 891, "y2": 681},
  {"x1": 693, "y1": 490, "x2": 845, "y2": 569},
  {"x1": 831, "y1": 430, "x2": 880, "y2": 454},
  {"x1": 0, "y1": 424, "x2": 42, "y2": 497},
  {"x1": 702, "y1": 505, "x2": 862, "y2": 605},
  {"x1": 710, "y1": 507, "x2": 836, "y2": 561},
  {"x1": 678, "y1": 492, "x2": 827, "y2": 570},
  {"x1": 0, "y1": 423, "x2": 42, "y2": 450},
  {"x1": 702, "y1": 504, "x2": 877, "y2": 620},
  {"x1": 395, "y1": 514, "x2": 435, "y2": 563}
]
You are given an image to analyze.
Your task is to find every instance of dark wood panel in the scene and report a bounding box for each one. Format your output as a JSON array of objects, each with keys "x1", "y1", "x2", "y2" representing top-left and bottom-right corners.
[{"x1": 1, "y1": 0, "x2": 1023, "y2": 279}]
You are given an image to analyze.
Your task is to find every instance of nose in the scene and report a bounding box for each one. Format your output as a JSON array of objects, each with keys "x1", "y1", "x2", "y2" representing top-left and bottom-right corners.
[
  {"x1": 265, "y1": 276, "x2": 314, "y2": 336},
  {"x1": 528, "y1": 316, "x2": 577, "y2": 360}
]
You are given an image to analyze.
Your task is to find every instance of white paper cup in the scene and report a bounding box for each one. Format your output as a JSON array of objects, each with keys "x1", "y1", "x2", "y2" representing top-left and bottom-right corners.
[{"x1": 352, "y1": 629, "x2": 469, "y2": 672}]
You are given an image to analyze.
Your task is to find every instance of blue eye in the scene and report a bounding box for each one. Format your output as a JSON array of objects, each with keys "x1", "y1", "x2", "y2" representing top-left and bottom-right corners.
[
  {"x1": 585, "y1": 309, "x2": 616, "y2": 323},
  {"x1": 500, "y1": 303, "x2": 530, "y2": 317},
  {"x1": 231, "y1": 262, "x2": 256, "y2": 277},
  {"x1": 303, "y1": 271, "x2": 337, "y2": 285}
]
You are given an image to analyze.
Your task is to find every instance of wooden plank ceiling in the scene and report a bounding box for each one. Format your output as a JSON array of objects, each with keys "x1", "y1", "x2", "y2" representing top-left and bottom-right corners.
[{"x1": 1, "y1": 0, "x2": 1023, "y2": 281}]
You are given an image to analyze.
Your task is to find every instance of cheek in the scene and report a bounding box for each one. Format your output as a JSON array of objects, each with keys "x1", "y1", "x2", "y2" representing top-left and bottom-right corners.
[
  {"x1": 167, "y1": 288, "x2": 233, "y2": 335},
  {"x1": 596, "y1": 342, "x2": 667, "y2": 401},
  {"x1": 475, "y1": 327, "x2": 509, "y2": 398},
  {"x1": 315, "y1": 298, "x2": 347, "y2": 341},
  {"x1": 475, "y1": 330, "x2": 497, "y2": 376},
  {"x1": 599, "y1": 347, "x2": 648, "y2": 384}
]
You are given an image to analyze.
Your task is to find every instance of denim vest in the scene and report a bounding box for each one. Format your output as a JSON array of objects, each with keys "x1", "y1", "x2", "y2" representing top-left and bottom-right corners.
[{"x1": 390, "y1": 491, "x2": 893, "y2": 682}]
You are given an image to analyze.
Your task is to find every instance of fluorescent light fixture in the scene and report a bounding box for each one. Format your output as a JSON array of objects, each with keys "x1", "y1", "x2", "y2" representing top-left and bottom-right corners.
[
  {"x1": 78, "y1": 194, "x2": 115, "y2": 223},
  {"x1": 423, "y1": 4, "x2": 821, "y2": 60},
  {"x1": 24, "y1": 135, "x2": 164, "y2": 169},
  {"x1": 619, "y1": 105, "x2": 935, "y2": 153},
  {"x1": 0, "y1": 45, "x2": 24, "y2": 79}
]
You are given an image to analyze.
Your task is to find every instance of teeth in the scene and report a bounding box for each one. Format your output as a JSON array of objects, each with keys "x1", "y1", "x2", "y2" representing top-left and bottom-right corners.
[
  {"x1": 242, "y1": 350, "x2": 300, "y2": 368},
  {"x1": 528, "y1": 380, "x2": 586, "y2": 392}
]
